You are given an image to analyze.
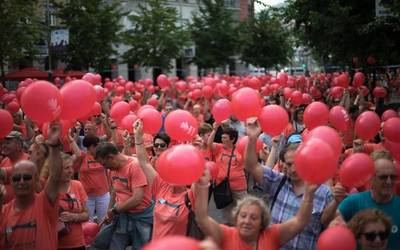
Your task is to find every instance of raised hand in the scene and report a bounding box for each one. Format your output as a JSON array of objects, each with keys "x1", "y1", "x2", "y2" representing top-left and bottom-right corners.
[
  {"x1": 245, "y1": 118, "x2": 261, "y2": 140},
  {"x1": 333, "y1": 182, "x2": 347, "y2": 204},
  {"x1": 133, "y1": 119, "x2": 144, "y2": 141},
  {"x1": 46, "y1": 122, "x2": 61, "y2": 147}
]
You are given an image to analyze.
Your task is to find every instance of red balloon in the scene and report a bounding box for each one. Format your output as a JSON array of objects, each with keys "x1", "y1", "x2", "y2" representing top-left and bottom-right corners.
[
  {"x1": 206, "y1": 161, "x2": 219, "y2": 180},
  {"x1": 143, "y1": 236, "x2": 201, "y2": 250},
  {"x1": 305, "y1": 126, "x2": 342, "y2": 157},
  {"x1": 302, "y1": 93, "x2": 312, "y2": 105},
  {"x1": 383, "y1": 117, "x2": 400, "y2": 143},
  {"x1": 175, "y1": 81, "x2": 187, "y2": 91},
  {"x1": 137, "y1": 108, "x2": 162, "y2": 134},
  {"x1": 129, "y1": 99, "x2": 140, "y2": 112},
  {"x1": 157, "y1": 145, "x2": 205, "y2": 185},
  {"x1": 6, "y1": 101, "x2": 20, "y2": 114},
  {"x1": 202, "y1": 85, "x2": 213, "y2": 99},
  {"x1": 258, "y1": 105, "x2": 289, "y2": 136},
  {"x1": 295, "y1": 138, "x2": 338, "y2": 184},
  {"x1": 82, "y1": 222, "x2": 100, "y2": 246},
  {"x1": 330, "y1": 86, "x2": 344, "y2": 99},
  {"x1": 82, "y1": 73, "x2": 97, "y2": 85},
  {"x1": 0, "y1": 110, "x2": 13, "y2": 139},
  {"x1": 236, "y1": 136, "x2": 263, "y2": 156},
  {"x1": 335, "y1": 73, "x2": 350, "y2": 88},
  {"x1": 329, "y1": 106, "x2": 350, "y2": 132},
  {"x1": 373, "y1": 87, "x2": 387, "y2": 98},
  {"x1": 339, "y1": 153, "x2": 375, "y2": 188},
  {"x1": 290, "y1": 91, "x2": 303, "y2": 106},
  {"x1": 359, "y1": 86, "x2": 369, "y2": 97},
  {"x1": 93, "y1": 85, "x2": 105, "y2": 102},
  {"x1": 147, "y1": 97, "x2": 159, "y2": 107},
  {"x1": 212, "y1": 99, "x2": 232, "y2": 123},
  {"x1": 21, "y1": 80, "x2": 62, "y2": 123},
  {"x1": 165, "y1": 110, "x2": 198, "y2": 142},
  {"x1": 156, "y1": 74, "x2": 170, "y2": 89},
  {"x1": 317, "y1": 226, "x2": 356, "y2": 250},
  {"x1": 283, "y1": 87, "x2": 293, "y2": 100},
  {"x1": 110, "y1": 101, "x2": 130, "y2": 122},
  {"x1": 384, "y1": 139, "x2": 400, "y2": 162},
  {"x1": 91, "y1": 102, "x2": 102, "y2": 116},
  {"x1": 303, "y1": 102, "x2": 329, "y2": 130},
  {"x1": 352, "y1": 72, "x2": 365, "y2": 87},
  {"x1": 248, "y1": 77, "x2": 261, "y2": 90},
  {"x1": 121, "y1": 114, "x2": 138, "y2": 133},
  {"x1": 60, "y1": 80, "x2": 96, "y2": 120},
  {"x1": 125, "y1": 81, "x2": 134, "y2": 92},
  {"x1": 355, "y1": 111, "x2": 381, "y2": 140},
  {"x1": 216, "y1": 83, "x2": 229, "y2": 97},
  {"x1": 277, "y1": 72, "x2": 288, "y2": 86},
  {"x1": 231, "y1": 87, "x2": 262, "y2": 121},
  {"x1": 381, "y1": 109, "x2": 398, "y2": 122}
]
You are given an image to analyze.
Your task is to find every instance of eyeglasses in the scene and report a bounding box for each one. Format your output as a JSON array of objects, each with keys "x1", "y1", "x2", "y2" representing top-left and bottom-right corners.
[
  {"x1": 377, "y1": 174, "x2": 398, "y2": 181},
  {"x1": 153, "y1": 143, "x2": 167, "y2": 149},
  {"x1": 11, "y1": 173, "x2": 33, "y2": 183},
  {"x1": 362, "y1": 231, "x2": 389, "y2": 241}
]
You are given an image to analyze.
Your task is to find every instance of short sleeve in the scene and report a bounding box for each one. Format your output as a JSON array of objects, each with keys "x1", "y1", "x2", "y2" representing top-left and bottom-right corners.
[
  {"x1": 77, "y1": 181, "x2": 88, "y2": 207},
  {"x1": 261, "y1": 167, "x2": 285, "y2": 196},
  {"x1": 260, "y1": 224, "x2": 280, "y2": 249},
  {"x1": 338, "y1": 194, "x2": 357, "y2": 221},
  {"x1": 151, "y1": 174, "x2": 162, "y2": 196},
  {"x1": 129, "y1": 161, "x2": 148, "y2": 189}
]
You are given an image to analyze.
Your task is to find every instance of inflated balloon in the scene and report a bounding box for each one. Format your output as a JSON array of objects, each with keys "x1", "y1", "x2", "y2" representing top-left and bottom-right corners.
[
  {"x1": 277, "y1": 72, "x2": 288, "y2": 86},
  {"x1": 165, "y1": 109, "x2": 198, "y2": 142},
  {"x1": 192, "y1": 89, "x2": 202, "y2": 100},
  {"x1": 381, "y1": 109, "x2": 398, "y2": 122},
  {"x1": 91, "y1": 102, "x2": 102, "y2": 116},
  {"x1": 147, "y1": 97, "x2": 159, "y2": 107},
  {"x1": 283, "y1": 87, "x2": 293, "y2": 100},
  {"x1": 304, "y1": 126, "x2": 342, "y2": 157},
  {"x1": 143, "y1": 235, "x2": 201, "y2": 250},
  {"x1": 384, "y1": 139, "x2": 400, "y2": 162},
  {"x1": 212, "y1": 99, "x2": 232, "y2": 123},
  {"x1": 352, "y1": 72, "x2": 365, "y2": 87},
  {"x1": 60, "y1": 80, "x2": 96, "y2": 120},
  {"x1": 295, "y1": 138, "x2": 338, "y2": 184},
  {"x1": 317, "y1": 226, "x2": 356, "y2": 250},
  {"x1": 93, "y1": 85, "x2": 105, "y2": 102},
  {"x1": 0, "y1": 110, "x2": 13, "y2": 139},
  {"x1": 290, "y1": 91, "x2": 303, "y2": 106},
  {"x1": 355, "y1": 111, "x2": 381, "y2": 140},
  {"x1": 231, "y1": 87, "x2": 262, "y2": 121},
  {"x1": 157, "y1": 144, "x2": 205, "y2": 185},
  {"x1": 258, "y1": 105, "x2": 289, "y2": 136},
  {"x1": 175, "y1": 81, "x2": 187, "y2": 91},
  {"x1": 359, "y1": 86, "x2": 369, "y2": 97},
  {"x1": 121, "y1": 114, "x2": 138, "y2": 133},
  {"x1": 6, "y1": 101, "x2": 20, "y2": 114},
  {"x1": 248, "y1": 77, "x2": 261, "y2": 90},
  {"x1": 383, "y1": 117, "x2": 400, "y2": 143},
  {"x1": 330, "y1": 86, "x2": 344, "y2": 99},
  {"x1": 329, "y1": 106, "x2": 350, "y2": 132},
  {"x1": 372, "y1": 86, "x2": 387, "y2": 98},
  {"x1": 110, "y1": 101, "x2": 130, "y2": 122},
  {"x1": 303, "y1": 102, "x2": 329, "y2": 130},
  {"x1": 202, "y1": 85, "x2": 213, "y2": 99},
  {"x1": 216, "y1": 83, "x2": 229, "y2": 97},
  {"x1": 336, "y1": 73, "x2": 350, "y2": 88},
  {"x1": 206, "y1": 161, "x2": 219, "y2": 180},
  {"x1": 156, "y1": 74, "x2": 170, "y2": 89},
  {"x1": 82, "y1": 222, "x2": 100, "y2": 246},
  {"x1": 137, "y1": 108, "x2": 162, "y2": 134},
  {"x1": 129, "y1": 99, "x2": 140, "y2": 112},
  {"x1": 339, "y1": 153, "x2": 375, "y2": 188},
  {"x1": 236, "y1": 136, "x2": 263, "y2": 156},
  {"x1": 82, "y1": 73, "x2": 97, "y2": 85},
  {"x1": 302, "y1": 93, "x2": 312, "y2": 105},
  {"x1": 21, "y1": 80, "x2": 62, "y2": 123}
]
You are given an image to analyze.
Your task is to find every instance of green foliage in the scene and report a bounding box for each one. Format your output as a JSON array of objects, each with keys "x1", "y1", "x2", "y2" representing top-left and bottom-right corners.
[
  {"x1": 57, "y1": 0, "x2": 123, "y2": 71},
  {"x1": 0, "y1": 0, "x2": 42, "y2": 77},
  {"x1": 123, "y1": 0, "x2": 189, "y2": 71},
  {"x1": 190, "y1": 0, "x2": 239, "y2": 69},
  {"x1": 239, "y1": 9, "x2": 294, "y2": 69}
]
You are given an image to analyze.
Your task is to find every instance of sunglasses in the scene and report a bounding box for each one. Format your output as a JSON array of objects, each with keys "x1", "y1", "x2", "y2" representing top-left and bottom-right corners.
[
  {"x1": 377, "y1": 174, "x2": 398, "y2": 181},
  {"x1": 362, "y1": 231, "x2": 389, "y2": 241},
  {"x1": 153, "y1": 143, "x2": 167, "y2": 149},
  {"x1": 12, "y1": 173, "x2": 33, "y2": 183}
]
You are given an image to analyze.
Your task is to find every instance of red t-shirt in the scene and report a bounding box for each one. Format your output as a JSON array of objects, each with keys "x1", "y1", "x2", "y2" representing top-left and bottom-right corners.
[
  {"x1": 58, "y1": 180, "x2": 88, "y2": 249},
  {"x1": 219, "y1": 224, "x2": 280, "y2": 250},
  {"x1": 213, "y1": 143, "x2": 247, "y2": 191},
  {"x1": 78, "y1": 152, "x2": 109, "y2": 196},
  {"x1": 108, "y1": 157, "x2": 152, "y2": 213},
  {"x1": 96, "y1": 123, "x2": 106, "y2": 137},
  {"x1": 0, "y1": 192, "x2": 59, "y2": 250}
]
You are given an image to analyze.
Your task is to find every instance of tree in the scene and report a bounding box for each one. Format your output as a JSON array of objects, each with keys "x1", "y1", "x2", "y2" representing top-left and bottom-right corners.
[
  {"x1": 57, "y1": 0, "x2": 123, "y2": 72},
  {"x1": 123, "y1": 0, "x2": 189, "y2": 72},
  {"x1": 0, "y1": 0, "x2": 42, "y2": 78},
  {"x1": 239, "y1": 9, "x2": 293, "y2": 69},
  {"x1": 190, "y1": 0, "x2": 239, "y2": 71}
]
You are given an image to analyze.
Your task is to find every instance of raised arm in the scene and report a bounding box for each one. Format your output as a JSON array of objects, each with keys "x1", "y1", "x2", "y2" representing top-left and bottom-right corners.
[
  {"x1": 320, "y1": 182, "x2": 347, "y2": 227},
  {"x1": 133, "y1": 120, "x2": 157, "y2": 185},
  {"x1": 244, "y1": 119, "x2": 264, "y2": 184},
  {"x1": 0, "y1": 184, "x2": 5, "y2": 211},
  {"x1": 194, "y1": 169, "x2": 223, "y2": 245},
  {"x1": 207, "y1": 122, "x2": 218, "y2": 151},
  {"x1": 279, "y1": 184, "x2": 317, "y2": 245},
  {"x1": 265, "y1": 136, "x2": 280, "y2": 169},
  {"x1": 100, "y1": 113, "x2": 112, "y2": 141}
]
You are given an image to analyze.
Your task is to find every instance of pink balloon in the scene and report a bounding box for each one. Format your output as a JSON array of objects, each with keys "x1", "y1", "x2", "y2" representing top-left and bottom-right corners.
[
  {"x1": 157, "y1": 145, "x2": 205, "y2": 185},
  {"x1": 258, "y1": 105, "x2": 289, "y2": 136},
  {"x1": 21, "y1": 80, "x2": 62, "y2": 123},
  {"x1": 236, "y1": 136, "x2": 263, "y2": 156},
  {"x1": 383, "y1": 117, "x2": 400, "y2": 143},
  {"x1": 143, "y1": 236, "x2": 201, "y2": 250},
  {"x1": 339, "y1": 153, "x2": 375, "y2": 188},
  {"x1": 329, "y1": 106, "x2": 350, "y2": 132},
  {"x1": 0, "y1": 110, "x2": 13, "y2": 139},
  {"x1": 355, "y1": 111, "x2": 381, "y2": 140},
  {"x1": 82, "y1": 73, "x2": 97, "y2": 85},
  {"x1": 60, "y1": 80, "x2": 96, "y2": 120},
  {"x1": 121, "y1": 114, "x2": 138, "y2": 133},
  {"x1": 305, "y1": 126, "x2": 342, "y2": 157},
  {"x1": 110, "y1": 101, "x2": 130, "y2": 122},
  {"x1": 156, "y1": 74, "x2": 170, "y2": 89},
  {"x1": 317, "y1": 226, "x2": 356, "y2": 250},
  {"x1": 202, "y1": 85, "x2": 213, "y2": 99},
  {"x1": 165, "y1": 110, "x2": 198, "y2": 142},
  {"x1": 231, "y1": 87, "x2": 262, "y2": 121},
  {"x1": 381, "y1": 109, "x2": 398, "y2": 122},
  {"x1": 93, "y1": 85, "x2": 105, "y2": 102},
  {"x1": 303, "y1": 102, "x2": 329, "y2": 130},
  {"x1": 212, "y1": 99, "x2": 232, "y2": 123},
  {"x1": 137, "y1": 108, "x2": 162, "y2": 134}
]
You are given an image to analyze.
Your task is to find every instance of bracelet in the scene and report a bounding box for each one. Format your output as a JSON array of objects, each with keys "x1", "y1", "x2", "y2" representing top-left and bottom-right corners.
[{"x1": 135, "y1": 141, "x2": 143, "y2": 145}]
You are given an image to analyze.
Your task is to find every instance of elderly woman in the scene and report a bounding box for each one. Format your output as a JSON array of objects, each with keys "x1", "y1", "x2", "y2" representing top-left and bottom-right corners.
[
  {"x1": 348, "y1": 209, "x2": 392, "y2": 250},
  {"x1": 194, "y1": 169, "x2": 317, "y2": 250}
]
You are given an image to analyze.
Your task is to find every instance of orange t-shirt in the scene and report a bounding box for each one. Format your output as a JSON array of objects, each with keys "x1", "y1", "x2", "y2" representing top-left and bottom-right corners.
[
  {"x1": 213, "y1": 143, "x2": 247, "y2": 191},
  {"x1": 58, "y1": 180, "x2": 88, "y2": 249},
  {"x1": 219, "y1": 224, "x2": 280, "y2": 250},
  {"x1": 96, "y1": 123, "x2": 106, "y2": 137},
  {"x1": 200, "y1": 148, "x2": 213, "y2": 161},
  {"x1": 108, "y1": 157, "x2": 152, "y2": 213},
  {"x1": 151, "y1": 175, "x2": 192, "y2": 239},
  {"x1": 0, "y1": 191, "x2": 59, "y2": 250},
  {"x1": 0, "y1": 153, "x2": 29, "y2": 204},
  {"x1": 78, "y1": 152, "x2": 109, "y2": 196}
]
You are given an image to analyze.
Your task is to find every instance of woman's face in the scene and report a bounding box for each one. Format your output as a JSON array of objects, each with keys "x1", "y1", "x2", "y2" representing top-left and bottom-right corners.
[
  {"x1": 153, "y1": 138, "x2": 168, "y2": 157},
  {"x1": 359, "y1": 221, "x2": 389, "y2": 250},
  {"x1": 296, "y1": 110, "x2": 304, "y2": 122},
  {"x1": 236, "y1": 204, "x2": 263, "y2": 239},
  {"x1": 61, "y1": 159, "x2": 74, "y2": 182}
]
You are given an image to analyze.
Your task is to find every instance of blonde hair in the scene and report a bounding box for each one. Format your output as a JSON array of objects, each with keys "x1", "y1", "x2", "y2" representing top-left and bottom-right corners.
[
  {"x1": 231, "y1": 195, "x2": 271, "y2": 230},
  {"x1": 40, "y1": 153, "x2": 72, "y2": 180},
  {"x1": 370, "y1": 150, "x2": 394, "y2": 162}
]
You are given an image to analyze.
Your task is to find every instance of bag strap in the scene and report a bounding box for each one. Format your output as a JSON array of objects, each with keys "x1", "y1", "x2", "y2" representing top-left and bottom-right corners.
[
  {"x1": 226, "y1": 146, "x2": 236, "y2": 179},
  {"x1": 270, "y1": 175, "x2": 287, "y2": 210},
  {"x1": 184, "y1": 192, "x2": 192, "y2": 211}
]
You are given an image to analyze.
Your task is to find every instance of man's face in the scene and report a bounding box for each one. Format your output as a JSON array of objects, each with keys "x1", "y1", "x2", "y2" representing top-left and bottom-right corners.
[
  {"x1": 92, "y1": 115, "x2": 102, "y2": 125},
  {"x1": 371, "y1": 159, "x2": 397, "y2": 197},
  {"x1": 1, "y1": 138, "x2": 21, "y2": 156},
  {"x1": 12, "y1": 162, "x2": 36, "y2": 197},
  {"x1": 353, "y1": 139, "x2": 365, "y2": 153},
  {"x1": 84, "y1": 123, "x2": 97, "y2": 136},
  {"x1": 165, "y1": 104, "x2": 174, "y2": 114},
  {"x1": 97, "y1": 155, "x2": 118, "y2": 170},
  {"x1": 284, "y1": 150, "x2": 299, "y2": 181}
]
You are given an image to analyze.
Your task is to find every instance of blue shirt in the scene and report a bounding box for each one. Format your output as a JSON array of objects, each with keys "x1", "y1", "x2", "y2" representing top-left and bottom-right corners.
[
  {"x1": 339, "y1": 191, "x2": 400, "y2": 250},
  {"x1": 262, "y1": 167, "x2": 333, "y2": 250}
]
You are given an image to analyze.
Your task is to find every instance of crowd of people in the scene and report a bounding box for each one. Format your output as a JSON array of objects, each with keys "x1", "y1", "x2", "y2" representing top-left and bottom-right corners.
[{"x1": 0, "y1": 69, "x2": 399, "y2": 250}]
